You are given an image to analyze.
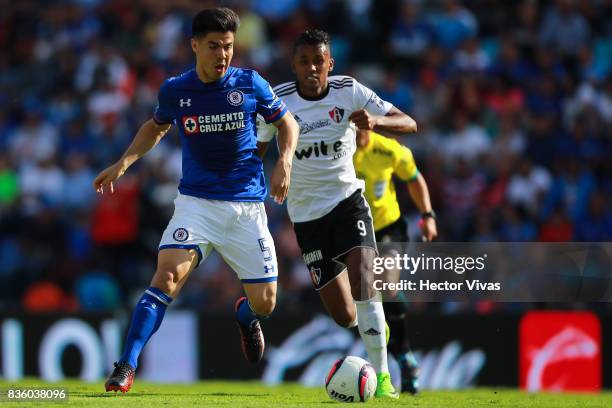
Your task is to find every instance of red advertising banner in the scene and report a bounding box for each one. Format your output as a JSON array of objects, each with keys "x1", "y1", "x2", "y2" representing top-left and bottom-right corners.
[{"x1": 520, "y1": 311, "x2": 601, "y2": 392}]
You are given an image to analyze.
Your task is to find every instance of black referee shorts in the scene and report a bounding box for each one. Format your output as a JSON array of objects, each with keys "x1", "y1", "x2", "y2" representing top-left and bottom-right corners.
[{"x1": 375, "y1": 216, "x2": 408, "y2": 243}]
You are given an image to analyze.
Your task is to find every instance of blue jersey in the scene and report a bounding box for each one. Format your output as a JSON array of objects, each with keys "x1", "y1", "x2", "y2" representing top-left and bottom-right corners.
[{"x1": 153, "y1": 67, "x2": 287, "y2": 201}]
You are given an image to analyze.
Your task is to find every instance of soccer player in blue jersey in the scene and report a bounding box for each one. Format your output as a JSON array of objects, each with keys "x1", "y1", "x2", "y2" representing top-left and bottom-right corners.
[{"x1": 93, "y1": 8, "x2": 298, "y2": 393}]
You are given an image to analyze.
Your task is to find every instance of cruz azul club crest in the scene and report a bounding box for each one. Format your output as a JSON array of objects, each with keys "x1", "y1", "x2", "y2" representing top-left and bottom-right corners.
[
  {"x1": 173, "y1": 228, "x2": 189, "y2": 242},
  {"x1": 328, "y1": 107, "x2": 344, "y2": 123},
  {"x1": 227, "y1": 90, "x2": 244, "y2": 106}
]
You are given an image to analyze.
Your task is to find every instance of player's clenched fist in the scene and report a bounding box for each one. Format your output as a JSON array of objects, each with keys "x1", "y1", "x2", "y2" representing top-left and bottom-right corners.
[
  {"x1": 93, "y1": 161, "x2": 127, "y2": 194},
  {"x1": 349, "y1": 109, "x2": 378, "y2": 130}
]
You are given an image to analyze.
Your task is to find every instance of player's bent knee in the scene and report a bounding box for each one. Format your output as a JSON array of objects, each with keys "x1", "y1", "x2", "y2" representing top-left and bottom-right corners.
[
  {"x1": 243, "y1": 282, "x2": 277, "y2": 316},
  {"x1": 250, "y1": 296, "x2": 276, "y2": 316},
  {"x1": 151, "y1": 270, "x2": 178, "y2": 296}
]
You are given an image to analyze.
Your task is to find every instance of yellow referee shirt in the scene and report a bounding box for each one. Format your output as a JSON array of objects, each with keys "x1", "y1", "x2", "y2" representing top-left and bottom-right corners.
[{"x1": 353, "y1": 132, "x2": 418, "y2": 231}]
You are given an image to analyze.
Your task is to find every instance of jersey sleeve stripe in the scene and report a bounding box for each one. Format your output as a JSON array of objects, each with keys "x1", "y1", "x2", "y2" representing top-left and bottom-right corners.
[{"x1": 264, "y1": 106, "x2": 285, "y2": 122}]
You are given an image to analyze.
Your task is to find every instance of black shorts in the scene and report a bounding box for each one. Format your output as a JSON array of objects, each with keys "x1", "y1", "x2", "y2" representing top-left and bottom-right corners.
[
  {"x1": 293, "y1": 189, "x2": 377, "y2": 290},
  {"x1": 375, "y1": 217, "x2": 408, "y2": 243}
]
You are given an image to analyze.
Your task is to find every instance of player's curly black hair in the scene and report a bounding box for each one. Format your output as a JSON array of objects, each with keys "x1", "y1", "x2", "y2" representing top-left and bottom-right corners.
[
  {"x1": 192, "y1": 8, "x2": 240, "y2": 38},
  {"x1": 293, "y1": 29, "x2": 331, "y2": 53}
]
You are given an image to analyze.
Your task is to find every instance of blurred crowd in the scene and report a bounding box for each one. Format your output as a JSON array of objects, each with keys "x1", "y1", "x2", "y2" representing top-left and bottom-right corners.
[{"x1": 0, "y1": 0, "x2": 610, "y2": 313}]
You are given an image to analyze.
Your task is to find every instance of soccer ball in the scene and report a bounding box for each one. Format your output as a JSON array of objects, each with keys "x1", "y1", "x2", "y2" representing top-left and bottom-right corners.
[{"x1": 325, "y1": 356, "x2": 377, "y2": 403}]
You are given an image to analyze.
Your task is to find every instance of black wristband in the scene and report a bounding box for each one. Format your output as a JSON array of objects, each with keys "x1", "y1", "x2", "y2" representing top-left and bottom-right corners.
[{"x1": 421, "y1": 210, "x2": 436, "y2": 220}]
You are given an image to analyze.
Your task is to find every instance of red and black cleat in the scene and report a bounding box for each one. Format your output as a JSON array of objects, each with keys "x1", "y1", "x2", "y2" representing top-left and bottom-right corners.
[
  {"x1": 105, "y1": 361, "x2": 135, "y2": 393},
  {"x1": 234, "y1": 297, "x2": 265, "y2": 363}
]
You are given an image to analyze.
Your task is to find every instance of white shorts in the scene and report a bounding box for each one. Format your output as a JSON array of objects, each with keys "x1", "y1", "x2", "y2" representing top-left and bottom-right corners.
[{"x1": 159, "y1": 193, "x2": 277, "y2": 283}]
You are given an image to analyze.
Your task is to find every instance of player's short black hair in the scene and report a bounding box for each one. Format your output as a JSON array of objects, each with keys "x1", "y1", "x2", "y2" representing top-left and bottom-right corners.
[
  {"x1": 192, "y1": 8, "x2": 240, "y2": 38},
  {"x1": 293, "y1": 29, "x2": 331, "y2": 54}
]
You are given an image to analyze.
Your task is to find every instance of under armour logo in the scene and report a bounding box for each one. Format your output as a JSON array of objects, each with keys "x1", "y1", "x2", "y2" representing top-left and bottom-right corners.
[{"x1": 179, "y1": 98, "x2": 191, "y2": 107}]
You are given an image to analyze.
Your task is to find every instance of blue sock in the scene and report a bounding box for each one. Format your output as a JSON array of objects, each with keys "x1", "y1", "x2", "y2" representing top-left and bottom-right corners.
[
  {"x1": 236, "y1": 298, "x2": 267, "y2": 327},
  {"x1": 119, "y1": 287, "x2": 173, "y2": 369}
]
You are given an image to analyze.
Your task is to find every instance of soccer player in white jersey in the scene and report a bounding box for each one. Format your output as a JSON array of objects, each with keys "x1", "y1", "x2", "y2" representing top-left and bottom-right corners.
[
  {"x1": 257, "y1": 29, "x2": 417, "y2": 399},
  {"x1": 93, "y1": 8, "x2": 298, "y2": 393}
]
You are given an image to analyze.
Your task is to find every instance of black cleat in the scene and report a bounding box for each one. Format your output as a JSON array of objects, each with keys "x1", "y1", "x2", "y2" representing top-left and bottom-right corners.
[
  {"x1": 398, "y1": 353, "x2": 420, "y2": 395},
  {"x1": 235, "y1": 297, "x2": 265, "y2": 363},
  {"x1": 105, "y1": 361, "x2": 135, "y2": 393}
]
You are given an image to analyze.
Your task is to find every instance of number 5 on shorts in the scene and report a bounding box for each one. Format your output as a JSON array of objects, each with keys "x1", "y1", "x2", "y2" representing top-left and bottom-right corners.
[
  {"x1": 357, "y1": 220, "x2": 367, "y2": 236},
  {"x1": 258, "y1": 238, "x2": 273, "y2": 261}
]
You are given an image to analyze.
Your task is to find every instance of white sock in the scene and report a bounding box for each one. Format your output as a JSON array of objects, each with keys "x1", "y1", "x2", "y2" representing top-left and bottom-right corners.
[{"x1": 355, "y1": 298, "x2": 388, "y2": 374}]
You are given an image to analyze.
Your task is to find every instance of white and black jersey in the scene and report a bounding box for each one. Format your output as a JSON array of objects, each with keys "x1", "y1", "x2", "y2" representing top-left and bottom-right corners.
[{"x1": 257, "y1": 75, "x2": 393, "y2": 223}]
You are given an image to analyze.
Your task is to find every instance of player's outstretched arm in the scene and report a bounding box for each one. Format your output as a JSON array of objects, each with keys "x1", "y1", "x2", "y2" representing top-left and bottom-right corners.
[
  {"x1": 349, "y1": 106, "x2": 417, "y2": 137},
  {"x1": 407, "y1": 173, "x2": 437, "y2": 241},
  {"x1": 93, "y1": 119, "x2": 171, "y2": 194},
  {"x1": 268, "y1": 112, "x2": 299, "y2": 204}
]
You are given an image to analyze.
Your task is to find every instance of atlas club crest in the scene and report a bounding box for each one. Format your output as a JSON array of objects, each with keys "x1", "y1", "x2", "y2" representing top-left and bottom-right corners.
[
  {"x1": 310, "y1": 266, "x2": 322, "y2": 286},
  {"x1": 328, "y1": 107, "x2": 344, "y2": 123}
]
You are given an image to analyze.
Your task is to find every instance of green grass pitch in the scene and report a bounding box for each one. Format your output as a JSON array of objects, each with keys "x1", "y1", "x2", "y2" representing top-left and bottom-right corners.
[{"x1": 1, "y1": 379, "x2": 610, "y2": 407}]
